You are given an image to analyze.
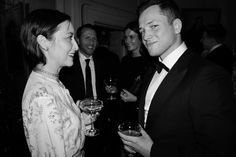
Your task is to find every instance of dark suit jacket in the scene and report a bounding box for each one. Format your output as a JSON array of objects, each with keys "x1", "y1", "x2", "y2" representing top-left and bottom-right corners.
[
  {"x1": 60, "y1": 52, "x2": 107, "y2": 102},
  {"x1": 139, "y1": 49, "x2": 236, "y2": 157},
  {"x1": 206, "y1": 44, "x2": 233, "y2": 75},
  {"x1": 59, "y1": 52, "x2": 120, "y2": 157}
]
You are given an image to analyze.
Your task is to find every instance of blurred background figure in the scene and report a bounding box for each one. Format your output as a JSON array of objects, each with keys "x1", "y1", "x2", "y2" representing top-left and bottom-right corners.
[
  {"x1": 200, "y1": 24, "x2": 234, "y2": 75},
  {"x1": 119, "y1": 20, "x2": 150, "y2": 123},
  {"x1": 182, "y1": 16, "x2": 204, "y2": 54},
  {"x1": 94, "y1": 46, "x2": 120, "y2": 79}
]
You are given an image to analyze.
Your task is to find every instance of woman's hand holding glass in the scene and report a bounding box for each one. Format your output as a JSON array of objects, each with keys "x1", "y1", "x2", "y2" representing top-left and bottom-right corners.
[
  {"x1": 81, "y1": 112, "x2": 97, "y2": 126},
  {"x1": 77, "y1": 100, "x2": 97, "y2": 126},
  {"x1": 120, "y1": 89, "x2": 137, "y2": 102},
  {"x1": 104, "y1": 77, "x2": 118, "y2": 100},
  {"x1": 76, "y1": 99, "x2": 102, "y2": 136}
]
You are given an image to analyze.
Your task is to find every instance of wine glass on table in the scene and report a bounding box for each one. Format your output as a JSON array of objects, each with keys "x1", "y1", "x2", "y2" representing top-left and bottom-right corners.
[
  {"x1": 118, "y1": 122, "x2": 142, "y2": 157},
  {"x1": 104, "y1": 77, "x2": 118, "y2": 100},
  {"x1": 79, "y1": 98, "x2": 103, "y2": 136}
]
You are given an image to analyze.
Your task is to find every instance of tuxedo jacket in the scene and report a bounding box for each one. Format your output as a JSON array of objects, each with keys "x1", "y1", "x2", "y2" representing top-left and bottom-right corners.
[
  {"x1": 60, "y1": 53, "x2": 107, "y2": 102},
  {"x1": 139, "y1": 49, "x2": 236, "y2": 157},
  {"x1": 206, "y1": 44, "x2": 233, "y2": 75}
]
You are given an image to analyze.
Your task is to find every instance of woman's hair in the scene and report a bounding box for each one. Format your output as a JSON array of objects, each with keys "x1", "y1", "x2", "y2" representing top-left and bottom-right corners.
[
  {"x1": 20, "y1": 9, "x2": 71, "y2": 68},
  {"x1": 123, "y1": 20, "x2": 149, "y2": 57},
  {"x1": 124, "y1": 20, "x2": 141, "y2": 40}
]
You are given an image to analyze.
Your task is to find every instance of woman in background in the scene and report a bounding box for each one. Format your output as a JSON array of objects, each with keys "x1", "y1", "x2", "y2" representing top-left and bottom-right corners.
[
  {"x1": 20, "y1": 9, "x2": 91, "y2": 157},
  {"x1": 119, "y1": 20, "x2": 150, "y2": 122}
]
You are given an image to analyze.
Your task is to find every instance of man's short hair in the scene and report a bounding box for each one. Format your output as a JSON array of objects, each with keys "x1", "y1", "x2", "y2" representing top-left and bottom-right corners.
[
  {"x1": 76, "y1": 24, "x2": 96, "y2": 39},
  {"x1": 137, "y1": 0, "x2": 181, "y2": 23}
]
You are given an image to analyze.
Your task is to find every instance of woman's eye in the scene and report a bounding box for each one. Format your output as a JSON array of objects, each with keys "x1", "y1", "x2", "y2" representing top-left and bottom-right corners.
[
  {"x1": 129, "y1": 35, "x2": 134, "y2": 40},
  {"x1": 66, "y1": 35, "x2": 73, "y2": 40}
]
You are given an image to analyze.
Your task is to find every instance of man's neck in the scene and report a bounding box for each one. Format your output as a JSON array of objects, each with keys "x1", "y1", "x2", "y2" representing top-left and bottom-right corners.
[{"x1": 79, "y1": 51, "x2": 92, "y2": 59}]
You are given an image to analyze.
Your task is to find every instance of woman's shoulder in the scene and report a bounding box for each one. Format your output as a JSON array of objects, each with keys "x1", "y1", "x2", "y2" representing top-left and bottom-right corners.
[{"x1": 23, "y1": 74, "x2": 58, "y2": 105}]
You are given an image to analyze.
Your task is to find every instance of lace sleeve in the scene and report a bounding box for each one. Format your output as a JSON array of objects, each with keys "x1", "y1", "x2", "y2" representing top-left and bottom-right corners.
[{"x1": 24, "y1": 87, "x2": 66, "y2": 157}]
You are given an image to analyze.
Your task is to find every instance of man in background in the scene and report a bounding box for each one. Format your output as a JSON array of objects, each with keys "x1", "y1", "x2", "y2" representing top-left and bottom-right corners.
[
  {"x1": 60, "y1": 24, "x2": 121, "y2": 157},
  {"x1": 201, "y1": 24, "x2": 233, "y2": 75}
]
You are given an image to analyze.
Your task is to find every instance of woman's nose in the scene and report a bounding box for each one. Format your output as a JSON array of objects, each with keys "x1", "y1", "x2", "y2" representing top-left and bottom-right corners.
[{"x1": 73, "y1": 38, "x2": 79, "y2": 51}]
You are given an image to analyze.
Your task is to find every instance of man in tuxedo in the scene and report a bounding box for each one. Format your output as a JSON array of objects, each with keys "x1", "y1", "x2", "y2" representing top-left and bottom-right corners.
[
  {"x1": 201, "y1": 24, "x2": 233, "y2": 75},
  {"x1": 60, "y1": 24, "x2": 119, "y2": 157},
  {"x1": 118, "y1": 0, "x2": 236, "y2": 157}
]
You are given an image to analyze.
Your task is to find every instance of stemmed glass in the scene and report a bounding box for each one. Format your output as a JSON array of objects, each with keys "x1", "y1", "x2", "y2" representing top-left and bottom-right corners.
[
  {"x1": 118, "y1": 122, "x2": 142, "y2": 157},
  {"x1": 79, "y1": 98, "x2": 103, "y2": 136},
  {"x1": 104, "y1": 77, "x2": 118, "y2": 100}
]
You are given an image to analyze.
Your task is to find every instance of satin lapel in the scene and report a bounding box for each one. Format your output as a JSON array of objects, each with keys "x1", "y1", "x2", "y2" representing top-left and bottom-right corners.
[
  {"x1": 146, "y1": 50, "x2": 194, "y2": 128},
  {"x1": 139, "y1": 65, "x2": 156, "y2": 127}
]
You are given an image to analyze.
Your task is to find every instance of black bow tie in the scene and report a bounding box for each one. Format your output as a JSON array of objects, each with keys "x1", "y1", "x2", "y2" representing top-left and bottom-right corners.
[{"x1": 153, "y1": 61, "x2": 169, "y2": 73}]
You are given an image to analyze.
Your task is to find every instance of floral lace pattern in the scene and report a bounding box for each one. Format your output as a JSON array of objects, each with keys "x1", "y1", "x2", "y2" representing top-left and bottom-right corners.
[{"x1": 22, "y1": 71, "x2": 85, "y2": 157}]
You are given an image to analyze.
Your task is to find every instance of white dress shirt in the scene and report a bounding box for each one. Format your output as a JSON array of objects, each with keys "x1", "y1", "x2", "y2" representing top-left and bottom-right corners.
[
  {"x1": 144, "y1": 42, "x2": 187, "y2": 127},
  {"x1": 79, "y1": 52, "x2": 97, "y2": 98}
]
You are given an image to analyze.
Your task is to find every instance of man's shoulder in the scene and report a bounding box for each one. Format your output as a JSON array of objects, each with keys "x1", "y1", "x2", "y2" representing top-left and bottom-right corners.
[
  {"x1": 180, "y1": 50, "x2": 227, "y2": 74},
  {"x1": 187, "y1": 50, "x2": 230, "y2": 78}
]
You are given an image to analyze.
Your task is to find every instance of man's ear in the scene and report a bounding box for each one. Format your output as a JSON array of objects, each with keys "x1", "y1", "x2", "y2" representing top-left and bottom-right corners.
[
  {"x1": 36, "y1": 35, "x2": 50, "y2": 52},
  {"x1": 173, "y1": 18, "x2": 182, "y2": 34}
]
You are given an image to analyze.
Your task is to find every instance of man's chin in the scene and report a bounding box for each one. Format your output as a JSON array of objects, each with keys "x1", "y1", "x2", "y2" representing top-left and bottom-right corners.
[
  {"x1": 148, "y1": 49, "x2": 156, "y2": 56},
  {"x1": 66, "y1": 62, "x2": 73, "y2": 67},
  {"x1": 85, "y1": 50, "x2": 94, "y2": 55}
]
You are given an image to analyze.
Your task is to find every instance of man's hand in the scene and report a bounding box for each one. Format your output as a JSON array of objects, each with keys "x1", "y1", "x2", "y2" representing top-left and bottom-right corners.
[{"x1": 118, "y1": 127, "x2": 153, "y2": 157}]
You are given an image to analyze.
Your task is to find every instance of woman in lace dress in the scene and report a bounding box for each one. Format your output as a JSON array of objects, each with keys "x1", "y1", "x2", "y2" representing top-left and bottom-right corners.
[{"x1": 20, "y1": 9, "x2": 91, "y2": 157}]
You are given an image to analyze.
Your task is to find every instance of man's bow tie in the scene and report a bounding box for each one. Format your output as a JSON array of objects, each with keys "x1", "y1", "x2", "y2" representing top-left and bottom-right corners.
[{"x1": 153, "y1": 61, "x2": 169, "y2": 73}]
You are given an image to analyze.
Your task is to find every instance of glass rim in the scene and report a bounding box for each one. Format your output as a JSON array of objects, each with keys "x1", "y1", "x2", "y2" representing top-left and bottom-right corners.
[
  {"x1": 79, "y1": 98, "x2": 103, "y2": 107},
  {"x1": 118, "y1": 121, "x2": 141, "y2": 132}
]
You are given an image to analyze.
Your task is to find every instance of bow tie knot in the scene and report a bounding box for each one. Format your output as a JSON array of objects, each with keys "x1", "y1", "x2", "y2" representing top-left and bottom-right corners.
[{"x1": 153, "y1": 61, "x2": 169, "y2": 73}]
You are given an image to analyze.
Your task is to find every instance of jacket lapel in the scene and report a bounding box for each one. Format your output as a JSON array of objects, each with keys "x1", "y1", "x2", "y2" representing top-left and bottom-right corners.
[
  {"x1": 145, "y1": 50, "x2": 194, "y2": 129},
  {"x1": 74, "y1": 54, "x2": 86, "y2": 96},
  {"x1": 139, "y1": 65, "x2": 156, "y2": 127}
]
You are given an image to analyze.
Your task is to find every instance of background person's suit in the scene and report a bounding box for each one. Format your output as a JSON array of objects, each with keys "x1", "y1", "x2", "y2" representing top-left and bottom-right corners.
[
  {"x1": 60, "y1": 52, "x2": 107, "y2": 101},
  {"x1": 139, "y1": 49, "x2": 236, "y2": 156},
  {"x1": 60, "y1": 52, "x2": 108, "y2": 157},
  {"x1": 60, "y1": 51, "x2": 121, "y2": 157},
  {"x1": 205, "y1": 44, "x2": 233, "y2": 75}
]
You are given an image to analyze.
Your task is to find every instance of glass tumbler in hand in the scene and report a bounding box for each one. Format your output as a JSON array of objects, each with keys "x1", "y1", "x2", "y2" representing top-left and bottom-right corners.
[
  {"x1": 79, "y1": 98, "x2": 103, "y2": 136},
  {"x1": 104, "y1": 77, "x2": 118, "y2": 100},
  {"x1": 118, "y1": 122, "x2": 142, "y2": 157}
]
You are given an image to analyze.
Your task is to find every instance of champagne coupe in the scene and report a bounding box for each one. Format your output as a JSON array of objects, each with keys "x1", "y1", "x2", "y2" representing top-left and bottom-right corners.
[
  {"x1": 79, "y1": 98, "x2": 103, "y2": 136},
  {"x1": 104, "y1": 77, "x2": 118, "y2": 100},
  {"x1": 118, "y1": 122, "x2": 142, "y2": 157}
]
